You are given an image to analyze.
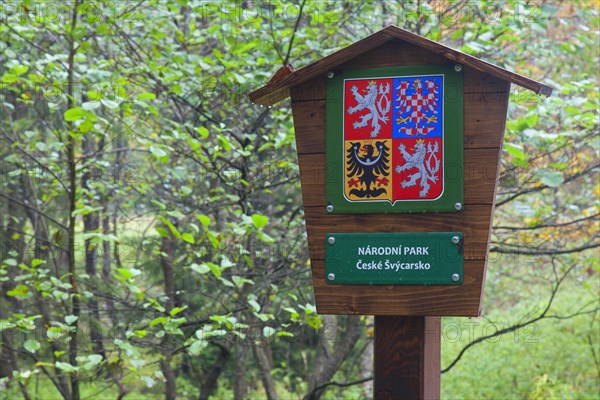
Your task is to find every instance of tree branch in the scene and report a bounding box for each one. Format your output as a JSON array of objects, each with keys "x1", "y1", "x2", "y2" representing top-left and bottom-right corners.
[
  {"x1": 313, "y1": 376, "x2": 374, "y2": 392},
  {"x1": 442, "y1": 260, "x2": 577, "y2": 374}
]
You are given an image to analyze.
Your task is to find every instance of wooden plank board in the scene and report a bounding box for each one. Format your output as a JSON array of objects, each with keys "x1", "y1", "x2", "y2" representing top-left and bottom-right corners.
[
  {"x1": 290, "y1": 76, "x2": 326, "y2": 102},
  {"x1": 304, "y1": 205, "x2": 491, "y2": 262},
  {"x1": 311, "y1": 260, "x2": 484, "y2": 316},
  {"x1": 297, "y1": 150, "x2": 500, "y2": 207},
  {"x1": 289, "y1": 64, "x2": 510, "y2": 104},
  {"x1": 336, "y1": 40, "x2": 447, "y2": 70}
]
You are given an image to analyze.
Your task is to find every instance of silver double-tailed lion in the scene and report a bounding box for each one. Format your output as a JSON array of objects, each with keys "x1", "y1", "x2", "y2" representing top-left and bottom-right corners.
[
  {"x1": 347, "y1": 81, "x2": 391, "y2": 137},
  {"x1": 395, "y1": 140, "x2": 441, "y2": 197}
]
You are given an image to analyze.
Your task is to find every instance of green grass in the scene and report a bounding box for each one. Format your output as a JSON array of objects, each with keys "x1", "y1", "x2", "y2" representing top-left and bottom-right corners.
[{"x1": 441, "y1": 271, "x2": 599, "y2": 399}]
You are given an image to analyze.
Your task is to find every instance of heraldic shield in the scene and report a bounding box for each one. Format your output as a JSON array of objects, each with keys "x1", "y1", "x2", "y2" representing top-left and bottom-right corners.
[{"x1": 326, "y1": 65, "x2": 463, "y2": 213}]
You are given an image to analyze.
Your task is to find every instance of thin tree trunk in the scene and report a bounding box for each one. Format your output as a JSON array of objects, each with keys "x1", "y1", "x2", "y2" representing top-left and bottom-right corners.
[
  {"x1": 198, "y1": 344, "x2": 230, "y2": 400},
  {"x1": 65, "y1": 2, "x2": 82, "y2": 399},
  {"x1": 234, "y1": 344, "x2": 247, "y2": 400},
  {"x1": 100, "y1": 214, "x2": 127, "y2": 399},
  {"x1": 82, "y1": 136, "x2": 107, "y2": 360},
  {"x1": 360, "y1": 323, "x2": 374, "y2": 399},
  {"x1": 253, "y1": 341, "x2": 278, "y2": 400},
  {"x1": 303, "y1": 316, "x2": 363, "y2": 400},
  {"x1": 160, "y1": 235, "x2": 177, "y2": 400}
]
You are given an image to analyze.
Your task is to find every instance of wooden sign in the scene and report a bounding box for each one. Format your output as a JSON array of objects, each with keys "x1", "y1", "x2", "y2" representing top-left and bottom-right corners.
[
  {"x1": 326, "y1": 65, "x2": 464, "y2": 213},
  {"x1": 249, "y1": 25, "x2": 552, "y2": 317}
]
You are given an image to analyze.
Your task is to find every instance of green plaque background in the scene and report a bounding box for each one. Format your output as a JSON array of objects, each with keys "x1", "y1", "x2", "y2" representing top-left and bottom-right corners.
[
  {"x1": 326, "y1": 65, "x2": 464, "y2": 214},
  {"x1": 325, "y1": 232, "x2": 464, "y2": 285}
]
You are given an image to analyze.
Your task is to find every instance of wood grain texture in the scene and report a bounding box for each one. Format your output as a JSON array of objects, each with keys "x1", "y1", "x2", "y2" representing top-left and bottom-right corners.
[
  {"x1": 311, "y1": 260, "x2": 484, "y2": 316},
  {"x1": 304, "y1": 206, "x2": 491, "y2": 262},
  {"x1": 249, "y1": 25, "x2": 552, "y2": 105},
  {"x1": 337, "y1": 40, "x2": 447, "y2": 70},
  {"x1": 374, "y1": 316, "x2": 440, "y2": 400},
  {"x1": 287, "y1": 39, "x2": 511, "y2": 316},
  {"x1": 288, "y1": 59, "x2": 510, "y2": 104}
]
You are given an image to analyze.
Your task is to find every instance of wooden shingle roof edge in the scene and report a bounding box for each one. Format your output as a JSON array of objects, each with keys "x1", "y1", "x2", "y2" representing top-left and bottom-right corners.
[{"x1": 248, "y1": 25, "x2": 553, "y2": 105}]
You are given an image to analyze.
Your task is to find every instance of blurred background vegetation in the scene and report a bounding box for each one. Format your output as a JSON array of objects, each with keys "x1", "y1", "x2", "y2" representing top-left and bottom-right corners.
[{"x1": 0, "y1": 1, "x2": 598, "y2": 399}]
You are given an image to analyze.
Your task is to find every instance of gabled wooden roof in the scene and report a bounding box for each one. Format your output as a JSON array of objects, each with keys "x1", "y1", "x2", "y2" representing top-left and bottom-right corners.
[{"x1": 248, "y1": 25, "x2": 553, "y2": 105}]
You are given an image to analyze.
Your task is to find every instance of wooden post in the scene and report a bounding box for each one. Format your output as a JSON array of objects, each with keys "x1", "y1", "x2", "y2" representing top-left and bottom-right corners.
[{"x1": 374, "y1": 316, "x2": 441, "y2": 400}]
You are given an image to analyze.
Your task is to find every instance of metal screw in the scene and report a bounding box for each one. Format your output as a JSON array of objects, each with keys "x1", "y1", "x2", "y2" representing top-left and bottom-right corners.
[
  {"x1": 326, "y1": 204, "x2": 334, "y2": 213},
  {"x1": 454, "y1": 64, "x2": 463, "y2": 72},
  {"x1": 328, "y1": 237, "x2": 336, "y2": 245},
  {"x1": 452, "y1": 273, "x2": 460, "y2": 282},
  {"x1": 327, "y1": 273, "x2": 336, "y2": 281},
  {"x1": 327, "y1": 71, "x2": 335, "y2": 79},
  {"x1": 452, "y1": 236, "x2": 460, "y2": 244},
  {"x1": 454, "y1": 202, "x2": 463, "y2": 211}
]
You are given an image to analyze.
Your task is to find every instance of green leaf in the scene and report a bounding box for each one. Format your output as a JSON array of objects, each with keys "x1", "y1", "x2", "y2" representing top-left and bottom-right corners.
[
  {"x1": 251, "y1": 214, "x2": 268, "y2": 229},
  {"x1": 248, "y1": 299, "x2": 261, "y2": 312},
  {"x1": 88, "y1": 354, "x2": 103, "y2": 364},
  {"x1": 205, "y1": 329, "x2": 227, "y2": 338},
  {"x1": 65, "y1": 315, "x2": 78, "y2": 325},
  {"x1": 232, "y1": 276, "x2": 253, "y2": 288},
  {"x1": 158, "y1": 217, "x2": 180, "y2": 238},
  {"x1": 55, "y1": 361, "x2": 78, "y2": 373},
  {"x1": 188, "y1": 339, "x2": 207, "y2": 356},
  {"x1": 82, "y1": 101, "x2": 101, "y2": 110},
  {"x1": 149, "y1": 317, "x2": 167, "y2": 327},
  {"x1": 207, "y1": 262, "x2": 221, "y2": 278},
  {"x1": 115, "y1": 268, "x2": 141, "y2": 282},
  {"x1": 116, "y1": 268, "x2": 133, "y2": 280},
  {"x1": 170, "y1": 306, "x2": 187, "y2": 316},
  {"x1": 1, "y1": 73, "x2": 18, "y2": 83},
  {"x1": 64, "y1": 108, "x2": 85, "y2": 121},
  {"x1": 151, "y1": 200, "x2": 167, "y2": 211},
  {"x1": 263, "y1": 326, "x2": 276, "y2": 338},
  {"x1": 155, "y1": 227, "x2": 169, "y2": 237},
  {"x1": 138, "y1": 92, "x2": 156, "y2": 100},
  {"x1": 7, "y1": 284, "x2": 29, "y2": 298},
  {"x1": 24, "y1": 339, "x2": 41, "y2": 353},
  {"x1": 101, "y1": 99, "x2": 119, "y2": 109},
  {"x1": 219, "y1": 278, "x2": 234, "y2": 287},
  {"x1": 31, "y1": 259, "x2": 46, "y2": 267},
  {"x1": 538, "y1": 170, "x2": 564, "y2": 187},
  {"x1": 195, "y1": 126, "x2": 209, "y2": 138},
  {"x1": 505, "y1": 143, "x2": 528, "y2": 160},
  {"x1": 13, "y1": 65, "x2": 29, "y2": 76},
  {"x1": 82, "y1": 354, "x2": 103, "y2": 370},
  {"x1": 190, "y1": 263, "x2": 210, "y2": 274},
  {"x1": 196, "y1": 214, "x2": 211, "y2": 227},
  {"x1": 150, "y1": 146, "x2": 169, "y2": 163},
  {"x1": 306, "y1": 314, "x2": 323, "y2": 330},
  {"x1": 181, "y1": 233, "x2": 195, "y2": 244},
  {"x1": 4, "y1": 258, "x2": 17, "y2": 267}
]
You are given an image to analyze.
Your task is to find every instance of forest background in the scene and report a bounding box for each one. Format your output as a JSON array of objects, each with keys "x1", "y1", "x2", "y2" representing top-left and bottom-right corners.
[{"x1": 0, "y1": 0, "x2": 598, "y2": 399}]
